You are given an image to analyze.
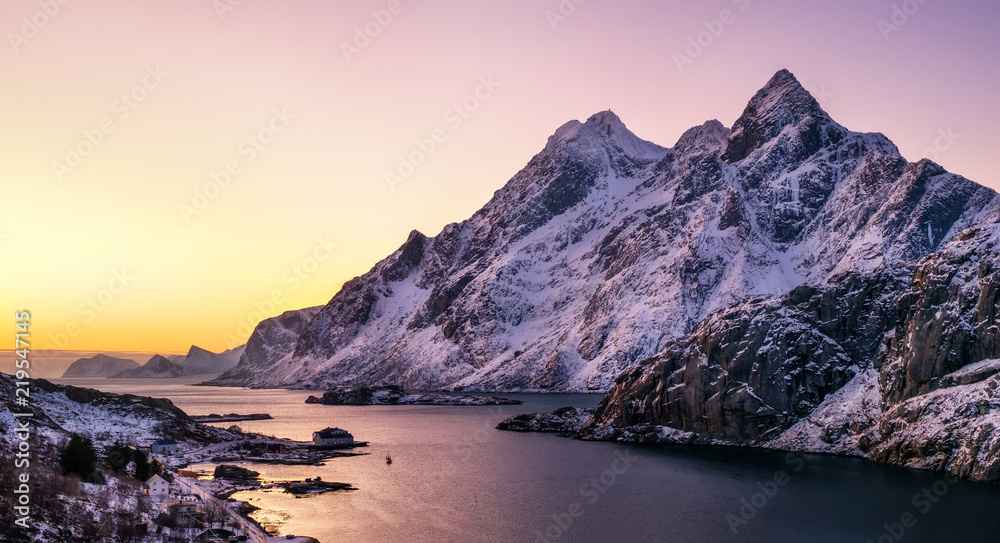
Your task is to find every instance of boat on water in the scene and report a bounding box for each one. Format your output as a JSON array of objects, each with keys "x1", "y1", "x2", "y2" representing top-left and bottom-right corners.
[{"x1": 386, "y1": 453, "x2": 392, "y2": 464}]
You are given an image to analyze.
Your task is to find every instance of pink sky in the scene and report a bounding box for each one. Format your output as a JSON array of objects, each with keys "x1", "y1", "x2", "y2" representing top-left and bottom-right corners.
[{"x1": 2, "y1": 0, "x2": 997, "y2": 352}]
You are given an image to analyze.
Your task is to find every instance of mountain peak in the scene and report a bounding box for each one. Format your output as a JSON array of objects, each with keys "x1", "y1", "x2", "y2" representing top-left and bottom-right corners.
[
  {"x1": 186, "y1": 345, "x2": 213, "y2": 358},
  {"x1": 585, "y1": 110, "x2": 624, "y2": 131},
  {"x1": 546, "y1": 110, "x2": 666, "y2": 168},
  {"x1": 722, "y1": 69, "x2": 833, "y2": 163}
]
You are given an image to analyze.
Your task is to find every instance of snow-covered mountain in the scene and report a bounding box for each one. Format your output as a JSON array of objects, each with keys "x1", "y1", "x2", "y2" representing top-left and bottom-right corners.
[
  {"x1": 216, "y1": 69, "x2": 999, "y2": 392},
  {"x1": 60, "y1": 354, "x2": 140, "y2": 378}
]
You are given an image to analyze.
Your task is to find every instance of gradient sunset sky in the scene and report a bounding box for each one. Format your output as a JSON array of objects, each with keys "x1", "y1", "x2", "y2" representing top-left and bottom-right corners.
[{"x1": 2, "y1": 0, "x2": 998, "y2": 354}]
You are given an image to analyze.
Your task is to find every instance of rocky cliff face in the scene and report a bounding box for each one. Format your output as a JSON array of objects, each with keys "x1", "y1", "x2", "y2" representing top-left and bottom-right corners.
[
  {"x1": 582, "y1": 226, "x2": 1000, "y2": 481},
  {"x1": 216, "y1": 69, "x2": 999, "y2": 392},
  {"x1": 584, "y1": 270, "x2": 909, "y2": 443}
]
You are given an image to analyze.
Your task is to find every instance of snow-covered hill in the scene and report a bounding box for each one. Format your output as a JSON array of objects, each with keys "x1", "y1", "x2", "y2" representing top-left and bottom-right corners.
[{"x1": 217, "y1": 69, "x2": 999, "y2": 392}]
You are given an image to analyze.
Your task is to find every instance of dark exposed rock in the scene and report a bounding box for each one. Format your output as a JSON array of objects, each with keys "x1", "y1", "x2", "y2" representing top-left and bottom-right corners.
[
  {"x1": 584, "y1": 270, "x2": 908, "y2": 444},
  {"x1": 279, "y1": 480, "x2": 355, "y2": 494},
  {"x1": 213, "y1": 464, "x2": 260, "y2": 480}
]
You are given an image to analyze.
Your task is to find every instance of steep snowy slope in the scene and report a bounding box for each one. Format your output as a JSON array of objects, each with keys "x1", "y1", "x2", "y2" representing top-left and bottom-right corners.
[
  {"x1": 205, "y1": 307, "x2": 322, "y2": 386},
  {"x1": 221, "y1": 69, "x2": 999, "y2": 392}
]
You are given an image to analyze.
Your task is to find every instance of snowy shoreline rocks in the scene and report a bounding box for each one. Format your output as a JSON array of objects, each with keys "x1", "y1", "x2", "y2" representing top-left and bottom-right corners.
[
  {"x1": 304, "y1": 385, "x2": 522, "y2": 406},
  {"x1": 496, "y1": 407, "x2": 594, "y2": 433}
]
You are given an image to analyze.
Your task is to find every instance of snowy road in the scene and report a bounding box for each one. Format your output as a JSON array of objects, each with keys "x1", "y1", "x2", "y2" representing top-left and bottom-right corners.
[{"x1": 173, "y1": 474, "x2": 269, "y2": 543}]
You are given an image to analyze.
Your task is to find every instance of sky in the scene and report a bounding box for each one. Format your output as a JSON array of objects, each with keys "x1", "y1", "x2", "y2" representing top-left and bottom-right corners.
[{"x1": 1, "y1": 0, "x2": 998, "y2": 355}]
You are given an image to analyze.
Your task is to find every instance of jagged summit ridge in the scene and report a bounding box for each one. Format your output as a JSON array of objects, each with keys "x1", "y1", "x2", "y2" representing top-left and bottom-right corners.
[
  {"x1": 547, "y1": 109, "x2": 667, "y2": 174},
  {"x1": 723, "y1": 69, "x2": 836, "y2": 163},
  {"x1": 212, "y1": 70, "x2": 1000, "y2": 392}
]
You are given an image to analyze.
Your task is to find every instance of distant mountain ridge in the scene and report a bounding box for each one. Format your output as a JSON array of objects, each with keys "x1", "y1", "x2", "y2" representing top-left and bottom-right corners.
[
  {"x1": 211, "y1": 69, "x2": 1000, "y2": 392},
  {"x1": 111, "y1": 345, "x2": 243, "y2": 378}
]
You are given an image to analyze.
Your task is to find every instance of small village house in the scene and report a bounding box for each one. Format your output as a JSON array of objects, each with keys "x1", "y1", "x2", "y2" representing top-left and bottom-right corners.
[
  {"x1": 168, "y1": 501, "x2": 206, "y2": 529},
  {"x1": 151, "y1": 438, "x2": 178, "y2": 455},
  {"x1": 312, "y1": 427, "x2": 354, "y2": 446},
  {"x1": 142, "y1": 474, "x2": 170, "y2": 500}
]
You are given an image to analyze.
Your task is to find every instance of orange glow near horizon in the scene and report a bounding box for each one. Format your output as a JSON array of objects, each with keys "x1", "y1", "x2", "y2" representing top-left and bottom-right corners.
[{"x1": 2, "y1": 0, "x2": 998, "y2": 353}]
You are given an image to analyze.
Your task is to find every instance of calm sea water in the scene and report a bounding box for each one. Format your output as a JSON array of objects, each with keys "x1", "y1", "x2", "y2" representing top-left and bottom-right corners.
[{"x1": 57, "y1": 378, "x2": 1000, "y2": 543}]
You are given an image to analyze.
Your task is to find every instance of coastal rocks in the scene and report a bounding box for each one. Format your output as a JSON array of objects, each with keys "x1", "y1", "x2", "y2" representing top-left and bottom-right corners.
[
  {"x1": 496, "y1": 407, "x2": 594, "y2": 433},
  {"x1": 191, "y1": 413, "x2": 273, "y2": 423},
  {"x1": 304, "y1": 385, "x2": 522, "y2": 406},
  {"x1": 213, "y1": 464, "x2": 260, "y2": 481}
]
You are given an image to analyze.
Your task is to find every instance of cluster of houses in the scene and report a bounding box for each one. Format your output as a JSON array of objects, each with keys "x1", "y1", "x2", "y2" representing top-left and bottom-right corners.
[{"x1": 132, "y1": 428, "x2": 356, "y2": 540}]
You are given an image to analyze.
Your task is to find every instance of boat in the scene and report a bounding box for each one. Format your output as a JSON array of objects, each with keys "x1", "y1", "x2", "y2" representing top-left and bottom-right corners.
[{"x1": 386, "y1": 453, "x2": 392, "y2": 464}]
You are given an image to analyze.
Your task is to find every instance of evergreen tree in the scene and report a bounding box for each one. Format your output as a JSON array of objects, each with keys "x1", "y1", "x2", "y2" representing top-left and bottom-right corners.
[
  {"x1": 59, "y1": 434, "x2": 97, "y2": 480},
  {"x1": 133, "y1": 448, "x2": 152, "y2": 481},
  {"x1": 106, "y1": 443, "x2": 132, "y2": 473}
]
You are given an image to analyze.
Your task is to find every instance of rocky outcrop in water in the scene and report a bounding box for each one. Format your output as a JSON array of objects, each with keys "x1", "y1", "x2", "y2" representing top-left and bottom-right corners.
[
  {"x1": 496, "y1": 407, "x2": 594, "y2": 433},
  {"x1": 213, "y1": 464, "x2": 260, "y2": 481}
]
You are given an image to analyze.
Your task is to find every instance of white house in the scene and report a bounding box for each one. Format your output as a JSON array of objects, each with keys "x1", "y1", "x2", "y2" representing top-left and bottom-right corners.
[
  {"x1": 142, "y1": 474, "x2": 170, "y2": 500},
  {"x1": 151, "y1": 439, "x2": 178, "y2": 455},
  {"x1": 312, "y1": 427, "x2": 354, "y2": 446}
]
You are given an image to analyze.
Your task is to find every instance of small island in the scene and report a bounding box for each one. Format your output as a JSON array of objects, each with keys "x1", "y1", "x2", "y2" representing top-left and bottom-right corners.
[
  {"x1": 276, "y1": 478, "x2": 355, "y2": 495},
  {"x1": 496, "y1": 407, "x2": 594, "y2": 433},
  {"x1": 305, "y1": 385, "x2": 522, "y2": 406},
  {"x1": 191, "y1": 413, "x2": 274, "y2": 423}
]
